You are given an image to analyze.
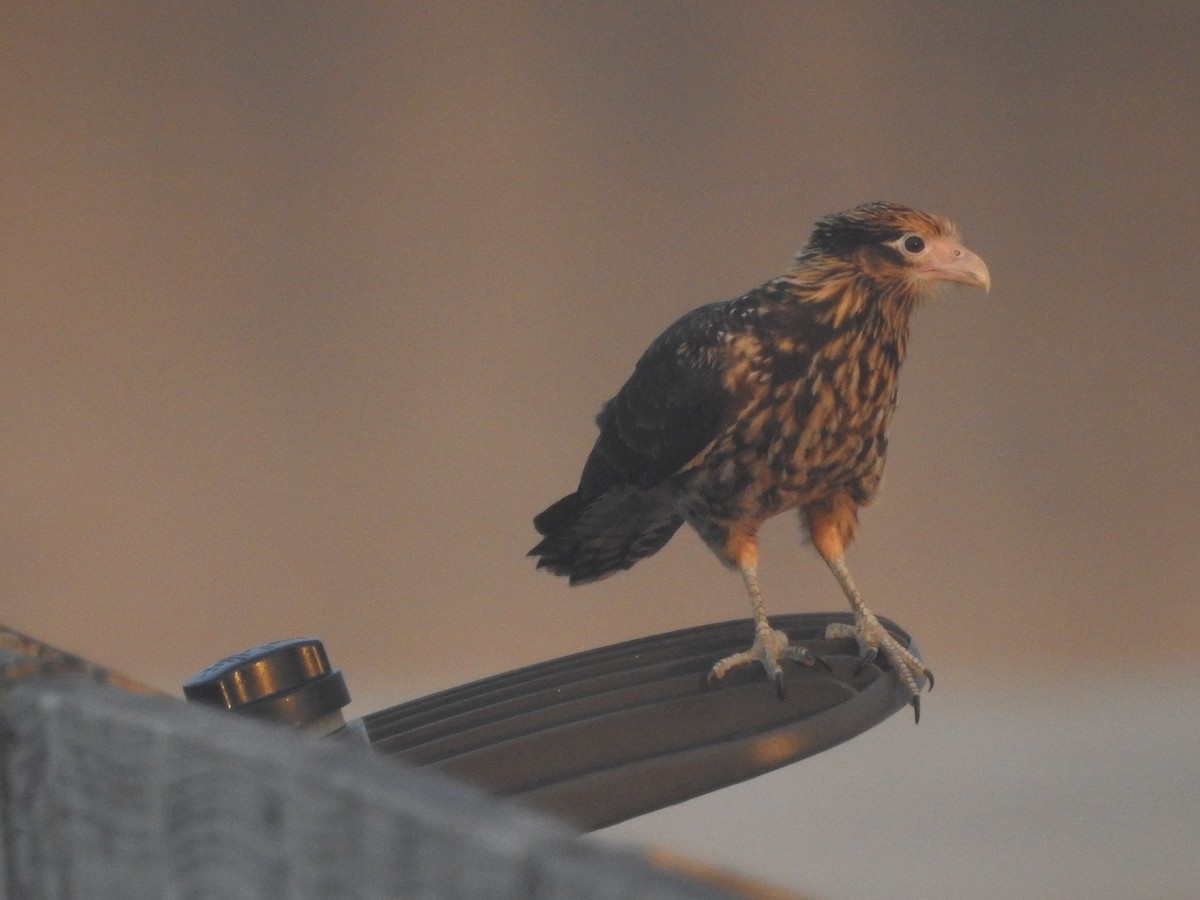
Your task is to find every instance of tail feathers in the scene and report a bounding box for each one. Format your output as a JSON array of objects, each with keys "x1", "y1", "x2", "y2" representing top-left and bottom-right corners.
[
  {"x1": 529, "y1": 487, "x2": 684, "y2": 585},
  {"x1": 532, "y1": 491, "x2": 586, "y2": 537}
]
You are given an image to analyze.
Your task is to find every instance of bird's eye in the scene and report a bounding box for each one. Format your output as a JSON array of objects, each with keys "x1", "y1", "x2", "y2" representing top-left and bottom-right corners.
[{"x1": 902, "y1": 234, "x2": 926, "y2": 254}]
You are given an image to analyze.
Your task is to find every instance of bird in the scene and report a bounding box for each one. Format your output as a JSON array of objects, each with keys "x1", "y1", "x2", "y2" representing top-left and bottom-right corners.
[{"x1": 529, "y1": 202, "x2": 990, "y2": 720}]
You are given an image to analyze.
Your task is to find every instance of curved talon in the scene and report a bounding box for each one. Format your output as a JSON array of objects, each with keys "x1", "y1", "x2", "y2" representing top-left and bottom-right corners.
[
  {"x1": 706, "y1": 624, "x2": 807, "y2": 691},
  {"x1": 783, "y1": 645, "x2": 820, "y2": 669},
  {"x1": 773, "y1": 674, "x2": 786, "y2": 701},
  {"x1": 924, "y1": 668, "x2": 935, "y2": 691},
  {"x1": 910, "y1": 695, "x2": 921, "y2": 725},
  {"x1": 854, "y1": 646, "x2": 878, "y2": 675}
]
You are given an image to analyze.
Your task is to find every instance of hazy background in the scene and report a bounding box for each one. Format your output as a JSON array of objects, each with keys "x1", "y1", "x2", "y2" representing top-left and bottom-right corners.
[{"x1": 3, "y1": 3, "x2": 1198, "y2": 897}]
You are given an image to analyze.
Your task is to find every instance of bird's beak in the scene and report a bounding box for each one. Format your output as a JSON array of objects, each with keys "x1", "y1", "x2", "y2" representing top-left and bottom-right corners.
[{"x1": 921, "y1": 238, "x2": 991, "y2": 293}]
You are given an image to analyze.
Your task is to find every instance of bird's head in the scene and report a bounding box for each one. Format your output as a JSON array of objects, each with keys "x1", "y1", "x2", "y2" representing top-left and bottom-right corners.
[{"x1": 799, "y1": 201, "x2": 991, "y2": 297}]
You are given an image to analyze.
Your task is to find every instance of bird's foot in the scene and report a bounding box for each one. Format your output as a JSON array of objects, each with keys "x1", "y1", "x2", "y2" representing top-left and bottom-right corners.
[
  {"x1": 826, "y1": 614, "x2": 933, "y2": 722},
  {"x1": 706, "y1": 625, "x2": 817, "y2": 697}
]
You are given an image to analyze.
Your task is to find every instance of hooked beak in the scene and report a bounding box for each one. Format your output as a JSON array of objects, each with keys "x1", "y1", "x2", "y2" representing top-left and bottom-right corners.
[{"x1": 920, "y1": 237, "x2": 991, "y2": 293}]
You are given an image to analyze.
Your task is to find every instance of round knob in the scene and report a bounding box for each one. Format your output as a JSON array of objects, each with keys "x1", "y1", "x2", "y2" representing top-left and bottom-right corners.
[{"x1": 183, "y1": 637, "x2": 351, "y2": 733}]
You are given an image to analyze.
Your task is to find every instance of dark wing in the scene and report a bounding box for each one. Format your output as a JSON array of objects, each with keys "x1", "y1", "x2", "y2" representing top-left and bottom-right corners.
[
  {"x1": 575, "y1": 294, "x2": 753, "y2": 500},
  {"x1": 530, "y1": 293, "x2": 746, "y2": 577},
  {"x1": 530, "y1": 280, "x2": 792, "y2": 581}
]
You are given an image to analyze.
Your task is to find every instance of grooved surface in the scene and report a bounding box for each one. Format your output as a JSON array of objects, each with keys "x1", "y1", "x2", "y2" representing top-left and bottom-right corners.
[{"x1": 0, "y1": 678, "x2": 742, "y2": 899}]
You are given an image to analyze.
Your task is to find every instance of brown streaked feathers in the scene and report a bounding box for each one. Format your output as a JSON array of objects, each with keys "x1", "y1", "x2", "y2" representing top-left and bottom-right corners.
[{"x1": 530, "y1": 202, "x2": 990, "y2": 717}]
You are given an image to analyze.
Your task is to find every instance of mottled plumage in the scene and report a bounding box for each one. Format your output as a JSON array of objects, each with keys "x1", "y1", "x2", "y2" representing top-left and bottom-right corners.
[{"x1": 531, "y1": 202, "x2": 990, "y2": 718}]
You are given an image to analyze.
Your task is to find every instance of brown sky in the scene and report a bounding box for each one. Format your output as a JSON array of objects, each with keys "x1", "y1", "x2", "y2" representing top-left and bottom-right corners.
[{"x1": 3, "y1": 3, "x2": 1198, "y2": 705}]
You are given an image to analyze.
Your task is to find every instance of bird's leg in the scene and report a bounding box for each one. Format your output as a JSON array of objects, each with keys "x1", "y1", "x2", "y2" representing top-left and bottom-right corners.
[
  {"x1": 806, "y1": 496, "x2": 931, "y2": 721},
  {"x1": 822, "y1": 554, "x2": 932, "y2": 712},
  {"x1": 707, "y1": 534, "x2": 816, "y2": 693}
]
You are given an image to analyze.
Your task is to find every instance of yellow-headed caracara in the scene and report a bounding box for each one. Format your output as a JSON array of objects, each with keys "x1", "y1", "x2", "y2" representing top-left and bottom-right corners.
[{"x1": 531, "y1": 202, "x2": 990, "y2": 720}]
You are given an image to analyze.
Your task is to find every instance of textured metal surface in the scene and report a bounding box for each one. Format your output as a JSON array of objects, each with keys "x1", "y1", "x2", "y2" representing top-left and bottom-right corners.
[
  {"x1": 1, "y1": 677, "x2": 747, "y2": 900},
  {"x1": 361, "y1": 613, "x2": 917, "y2": 829}
]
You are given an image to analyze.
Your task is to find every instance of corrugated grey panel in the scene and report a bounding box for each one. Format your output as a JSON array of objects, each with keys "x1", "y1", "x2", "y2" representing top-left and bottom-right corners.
[{"x1": 0, "y1": 679, "x2": 738, "y2": 900}]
